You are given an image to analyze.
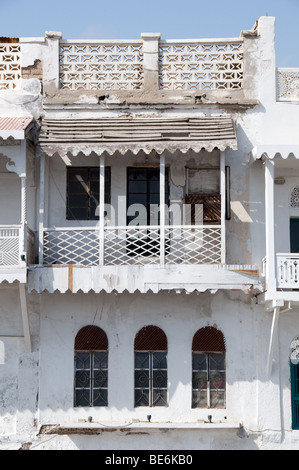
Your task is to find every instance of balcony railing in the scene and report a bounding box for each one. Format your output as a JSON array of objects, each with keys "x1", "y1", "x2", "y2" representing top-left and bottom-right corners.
[
  {"x1": 0, "y1": 43, "x2": 21, "y2": 91},
  {"x1": 276, "y1": 253, "x2": 299, "y2": 289},
  {"x1": 59, "y1": 40, "x2": 144, "y2": 91},
  {"x1": 58, "y1": 38, "x2": 243, "y2": 92},
  {"x1": 43, "y1": 225, "x2": 222, "y2": 266},
  {"x1": 0, "y1": 225, "x2": 35, "y2": 267}
]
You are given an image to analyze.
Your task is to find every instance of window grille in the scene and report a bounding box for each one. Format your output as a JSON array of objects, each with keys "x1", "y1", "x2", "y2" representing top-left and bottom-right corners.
[
  {"x1": 74, "y1": 325, "x2": 108, "y2": 407},
  {"x1": 134, "y1": 325, "x2": 168, "y2": 407},
  {"x1": 192, "y1": 326, "x2": 226, "y2": 409}
]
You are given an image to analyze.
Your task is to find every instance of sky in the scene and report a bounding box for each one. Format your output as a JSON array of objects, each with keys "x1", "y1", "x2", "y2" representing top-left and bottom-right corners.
[{"x1": 0, "y1": 0, "x2": 298, "y2": 66}]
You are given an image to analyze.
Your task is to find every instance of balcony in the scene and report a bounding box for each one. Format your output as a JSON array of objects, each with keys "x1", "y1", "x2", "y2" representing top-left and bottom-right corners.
[
  {"x1": 276, "y1": 254, "x2": 299, "y2": 289},
  {"x1": 0, "y1": 225, "x2": 35, "y2": 284},
  {"x1": 26, "y1": 221, "x2": 261, "y2": 295},
  {"x1": 43, "y1": 225, "x2": 222, "y2": 266}
]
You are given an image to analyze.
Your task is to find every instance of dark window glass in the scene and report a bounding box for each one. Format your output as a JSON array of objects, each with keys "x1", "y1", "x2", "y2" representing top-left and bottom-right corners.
[
  {"x1": 127, "y1": 167, "x2": 169, "y2": 225},
  {"x1": 67, "y1": 167, "x2": 111, "y2": 220},
  {"x1": 291, "y1": 361, "x2": 299, "y2": 429},
  {"x1": 290, "y1": 218, "x2": 299, "y2": 253}
]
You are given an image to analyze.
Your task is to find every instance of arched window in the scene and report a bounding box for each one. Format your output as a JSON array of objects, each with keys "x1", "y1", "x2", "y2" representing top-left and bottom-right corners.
[
  {"x1": 192, "y1": 326, "x2": 226, "y2": 409},
  {"x1": 74, "y1": 325, "x2": 108, "y2": 407},
  {"x1": 134, "y1": 325, "x2": 168, "y2": 407},
  {"x1": 290, "y1": 336, "x2": 299, "y2": 429}
]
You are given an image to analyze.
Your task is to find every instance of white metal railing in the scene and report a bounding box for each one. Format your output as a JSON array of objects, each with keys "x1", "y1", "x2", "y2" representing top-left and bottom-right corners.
[
  {"x1": 0, "y1": 225, "x2": 35, "y2": 266},
  {"x1": 277, "y1": 68, "x2": 299, "y2": 102},
  {"x1": 276, "y1": 253, "x2": 299, "y2": 288},
  {"x1": 0, "y1": 43, "x2": 22, "y2": 91},
  {"x1": 0, "y1": 225, "x2": 21, "y2": 265},
  {"x1": 43, "y1": 225, "x2": 222, "y2": 266}
]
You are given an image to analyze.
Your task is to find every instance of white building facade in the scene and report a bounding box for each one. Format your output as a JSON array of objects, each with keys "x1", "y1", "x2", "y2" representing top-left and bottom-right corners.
[{"x1": 1, "y1": 16, "x2": 299, "y2": 450}]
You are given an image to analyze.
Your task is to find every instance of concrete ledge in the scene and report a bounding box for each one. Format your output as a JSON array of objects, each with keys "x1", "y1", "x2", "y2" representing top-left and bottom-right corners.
[{"x1": 39, "y1": 421, "x2": 242, "y2": 435}]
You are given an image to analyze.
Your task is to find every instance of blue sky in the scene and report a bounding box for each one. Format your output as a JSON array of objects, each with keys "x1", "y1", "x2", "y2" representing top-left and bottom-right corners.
[{"x1": 0, "y1": 0, "x2": 298, "y2": 66}]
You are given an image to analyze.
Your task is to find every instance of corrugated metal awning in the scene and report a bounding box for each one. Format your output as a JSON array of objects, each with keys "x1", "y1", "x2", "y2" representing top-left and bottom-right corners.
[
  {"x1": 0, "y1": 117, "x2": 34, "y2": 141},
  {"x1": 39, "y1": 116, "x2": 237, "y2": 156}
]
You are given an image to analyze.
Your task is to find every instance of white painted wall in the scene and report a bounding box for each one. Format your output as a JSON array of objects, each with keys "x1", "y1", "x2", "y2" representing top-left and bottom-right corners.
[{"x1": 2, "y1": 16, "x2": 299, "y2": 451}]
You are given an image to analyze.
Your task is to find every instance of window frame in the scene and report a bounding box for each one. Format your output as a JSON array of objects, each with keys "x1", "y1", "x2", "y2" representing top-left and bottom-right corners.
[
  {"x1": 192, "y1": 327, "x2": 226, "y2": 409},
  {"x1": 134, "y1": 350, "x2": 168, "y2": 408},
  {"x1": 134, "y1": 325, "x2": 168, "y2": 408},
  {"x1": 192, "y1": 351, "x2": 226, "y2": 409},
  {"x1": 74, "y1": 349, "x2": 108, "y2": 408},
  {"x1": 74, "y1": 325, "x2": 109, "y2": 408},
  {"x1": 66, "y1": 166, "x2": 111, "y2": 221},
  {"x1": 127, "y1": 166, "x2": 169, "y2": 226}
]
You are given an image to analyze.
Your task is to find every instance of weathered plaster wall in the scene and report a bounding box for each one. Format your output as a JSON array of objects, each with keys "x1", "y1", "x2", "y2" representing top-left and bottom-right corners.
[{"x1": 37, "y1": 292, "x2": 257, "y2": 437}]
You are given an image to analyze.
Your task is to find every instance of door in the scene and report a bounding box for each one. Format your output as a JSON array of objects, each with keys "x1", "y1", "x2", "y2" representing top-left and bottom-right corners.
[
  {"x1": 291, "y1": 361, "x2": 299, "y2": 429},
  {"x1": 126, "y1": 167, "x2": 169, "y2": 257}
]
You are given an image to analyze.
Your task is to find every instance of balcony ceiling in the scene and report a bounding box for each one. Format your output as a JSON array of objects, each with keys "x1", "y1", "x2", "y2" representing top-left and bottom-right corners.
[{"x1": 39, "y1": 116, "x2": 238, "y2": 157}]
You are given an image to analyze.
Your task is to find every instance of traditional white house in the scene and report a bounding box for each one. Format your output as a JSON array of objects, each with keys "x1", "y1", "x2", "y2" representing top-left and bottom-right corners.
[{"x1": 0, "y1": 16, "x2": 299, "y2": 450}]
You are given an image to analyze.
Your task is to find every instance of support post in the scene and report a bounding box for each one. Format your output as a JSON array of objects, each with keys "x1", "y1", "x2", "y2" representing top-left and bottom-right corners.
[
  {"x1": 141, "y1": 33, "x2": 161, "y2": 91},
  {"x1": 20, "y1": 175, "x2": 27, "y2": 265},
  {"x1": 220, "y1": 151, "x2": 226, "y2": 264},
  {"x1": 160, "y1": 154, "x2": 166, "y2": 266},
  {"x1": 38, "y1": 151, "x2": 45, "y2": 265},
  {"x1": 99, "y1": 155, "x2": 105, "y2": 266},
  {"x1": 19, "y1": 141, "x2": 27, "y2": 266},
  {"x1": 19, "y1": 283, "x2": 31, "y2": 353},
  {"x1": 265, "y1": 158, "x2": 276, "y2": 292}
]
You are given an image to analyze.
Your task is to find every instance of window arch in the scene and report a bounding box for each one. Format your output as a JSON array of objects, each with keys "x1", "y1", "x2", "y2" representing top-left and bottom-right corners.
[
  {"x1": 192, "y1": 326, "x2": 226, "y2": 409},
  {"x1": 134, "y1": 325, "x2": 168, "y2": 407},
  {"x1": 74, "y1": 325, "x2": 108, "y2": 407},
  {"x1": 290, "y1": 335, "x2": 299, "y2": 429}
]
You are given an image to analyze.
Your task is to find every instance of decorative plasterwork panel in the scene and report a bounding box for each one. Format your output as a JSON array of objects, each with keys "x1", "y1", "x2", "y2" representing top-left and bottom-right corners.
[
  {"x1": 0, "y1": 44, "x2": 21, "y2": 90},
  {"x1": 277, "y1": 68, "x2": 299, "y2": 102},
  {"x1": 59, "y1": 42, "x2": 144, "y2": 90},
  {"x1": 159, "y1": 41, "x2": 243, "y2": 90},
  {"x1": 290, "y1": 186, "x2": 299, "y2": 208},
  {"x1": 291, "y1": 336, "x2": 299, "y2": 364}
]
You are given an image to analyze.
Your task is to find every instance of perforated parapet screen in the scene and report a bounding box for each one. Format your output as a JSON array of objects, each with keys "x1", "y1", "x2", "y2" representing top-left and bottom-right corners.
[
  {"x1": 134, "y1": 325, "x2": 168, "y2": 351},
  {"x1": 75, "y1": 325, "x2": 108, "y2": 351},
  {"x1": 192, "y1": 326, "x2": 226, "y2": 352}
]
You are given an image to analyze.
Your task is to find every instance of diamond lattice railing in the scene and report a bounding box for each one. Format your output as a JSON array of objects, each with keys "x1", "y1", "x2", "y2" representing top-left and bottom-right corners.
[
  {"x1": 44, "y1": 229, "x2": 99, "y2": 266},
  {"x1": 0, "y1": 43, "x2": 22, "y2": 91},
  {"x1": 59, "y1": 41, "x2": 144, "y2": 91},
  {"x1": 159, "y1": 40, "x2": 243, "y2": 91},
  {"x1": 43, "y1": 226, "x2": 222, "y2": 266}
]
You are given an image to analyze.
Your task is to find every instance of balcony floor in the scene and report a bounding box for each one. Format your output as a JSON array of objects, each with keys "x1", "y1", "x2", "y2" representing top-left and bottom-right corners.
[{"x1": 28, "y1": 263, "x2": 261, "y2": 294}]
